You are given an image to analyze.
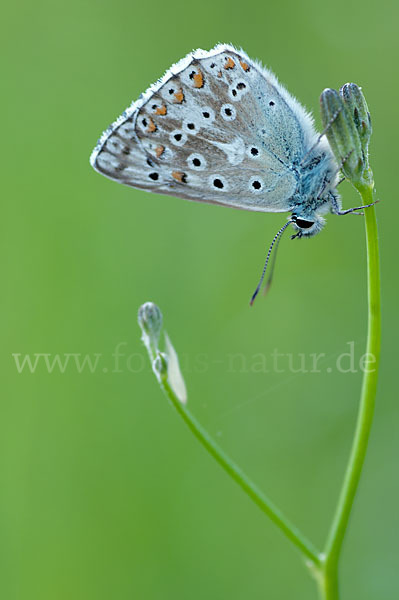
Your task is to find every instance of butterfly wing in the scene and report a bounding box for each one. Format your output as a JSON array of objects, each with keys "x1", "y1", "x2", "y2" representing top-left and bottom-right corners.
[{"x1": 90, "y1": 45, "x2": 317, "y2": 213}]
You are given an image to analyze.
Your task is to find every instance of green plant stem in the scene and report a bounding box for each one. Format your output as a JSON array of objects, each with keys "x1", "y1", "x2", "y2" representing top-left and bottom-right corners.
[
  {"x1": 159, "y1": 376, "x2": 321, "y2": 566},
  {"x1": 141, "y1": 186, "x2": 380, "y2": 599},
  {"x1": 318, "y1": 187, "x2": 381, "y2": 599}
]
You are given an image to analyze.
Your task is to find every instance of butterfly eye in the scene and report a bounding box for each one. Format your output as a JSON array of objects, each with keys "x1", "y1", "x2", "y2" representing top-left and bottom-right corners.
[{"x1": 295, "y1": 218, "x2": 314, "y2": 229}]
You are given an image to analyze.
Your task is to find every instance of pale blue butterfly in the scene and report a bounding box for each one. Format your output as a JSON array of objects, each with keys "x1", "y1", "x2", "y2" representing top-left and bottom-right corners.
[{"x1": 90, "y1": 44, "x2": 373, "y2": 303}]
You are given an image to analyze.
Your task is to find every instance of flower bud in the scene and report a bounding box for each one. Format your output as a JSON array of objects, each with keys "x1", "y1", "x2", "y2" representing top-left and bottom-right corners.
[
  {"x1": 320, "y1": 84, "x2": 373, "y2": 189},
  {"x1": 138, "y1": 303, "x2": 188, "y2": 403},
  {"x1": 340, "y1": 83, "x2": 372, "y2": 149},
  {"x1": 138, "y1": 302, "x2": 163, "y2": 356}
]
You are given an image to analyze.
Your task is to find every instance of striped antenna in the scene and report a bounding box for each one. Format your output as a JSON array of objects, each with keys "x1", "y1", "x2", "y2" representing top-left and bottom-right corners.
[{"x1": 250, "y1": 220, "x2": 292, "y2": 306}]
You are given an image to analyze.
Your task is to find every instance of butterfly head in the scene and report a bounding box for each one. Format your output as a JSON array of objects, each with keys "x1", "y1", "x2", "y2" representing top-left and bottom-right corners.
[{"x1": 290, "y1": 213, "x2": 326, "y2": 239}]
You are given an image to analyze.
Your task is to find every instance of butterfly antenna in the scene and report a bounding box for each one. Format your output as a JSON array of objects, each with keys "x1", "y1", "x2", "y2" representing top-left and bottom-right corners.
[
  {"x1": 262, "y1": 226, "x2": 283, "y2": 297},
  {"x1": 250, "y1": 220, "x2": 291, "y2": 306}
]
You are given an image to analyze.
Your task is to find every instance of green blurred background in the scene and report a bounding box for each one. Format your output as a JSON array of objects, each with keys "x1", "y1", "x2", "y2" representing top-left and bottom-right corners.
[{"x1": 3, "y1": 0, "x2": 398, "y2": 598}]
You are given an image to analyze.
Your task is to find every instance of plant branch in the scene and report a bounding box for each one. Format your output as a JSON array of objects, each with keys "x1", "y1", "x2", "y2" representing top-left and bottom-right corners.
[{"x1": 160, "y1": 376, "x2": 321, "y2": 566}]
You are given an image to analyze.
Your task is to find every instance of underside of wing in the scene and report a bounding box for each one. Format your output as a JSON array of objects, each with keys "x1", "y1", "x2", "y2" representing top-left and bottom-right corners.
[{"x1": 90, "y1": 45, "x2": 311, "y2": 213}]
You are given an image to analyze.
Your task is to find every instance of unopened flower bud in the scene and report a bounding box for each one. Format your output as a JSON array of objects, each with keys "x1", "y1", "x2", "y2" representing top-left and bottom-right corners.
[
  {"x1": 320, "y1": 84, "x2": 373, "y2": 189},
  {"x1": 340, "y1": 83, "x2": 372, "y2": 149},
  {"x1": 138, "y1": 302, "x2": 163, "y2": 356}
]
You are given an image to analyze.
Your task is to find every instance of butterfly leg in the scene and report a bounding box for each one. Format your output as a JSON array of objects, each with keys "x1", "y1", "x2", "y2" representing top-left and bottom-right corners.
[
  {"x1": 331, "y1": 195, "x2": 379, "y2": 216},
  {"x1": 335, "y1": 203, "x2": 378, "y2": 215}
]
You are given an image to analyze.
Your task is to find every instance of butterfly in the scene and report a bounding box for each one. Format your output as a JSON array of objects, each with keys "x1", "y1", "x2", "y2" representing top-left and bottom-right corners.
[{"x1": 90, "y1": 44, "x2": 373, "y2": 303}]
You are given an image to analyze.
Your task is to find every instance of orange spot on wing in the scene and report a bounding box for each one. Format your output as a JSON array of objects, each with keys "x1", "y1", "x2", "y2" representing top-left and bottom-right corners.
[
  {"x1": 217, "y1": 71, "x2": 222, "y2": 78},
  {"x1": 155, "y1": 105, "x2": 167, "y2": 115},
  {"x1": 173, "y1": 89, "x2": 184, "y2": 103},
  {"x1": 193, "y1": 70, "x2": 204, "y2": 88},
  {"x1": 172, "y1": 171, "x2": 187, "y2": 183},
  {"x1": 155, "y1": 145, "x2": 165, "y2": 157},
  {"x1": 240, "y1": 60, "x2": 250, "y2": 71},
  {"x1": 146, "y1": 118, "x2": 157, "y2": 133},
  {"x1": 224, "y1": 57, "x2": 235, "y2": 69}
]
